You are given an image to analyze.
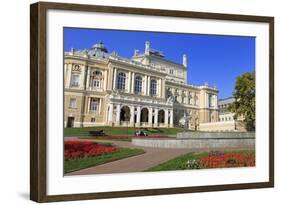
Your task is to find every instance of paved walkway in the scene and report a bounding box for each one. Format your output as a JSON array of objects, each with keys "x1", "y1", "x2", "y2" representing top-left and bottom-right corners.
[{"x1": 66, "y1": 138, "x2": 194, "y2": 176}]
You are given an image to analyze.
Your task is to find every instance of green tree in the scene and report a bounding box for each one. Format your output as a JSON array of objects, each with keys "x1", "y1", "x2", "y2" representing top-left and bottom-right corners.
[{"x1": 228, "y1": 72, "x2": 255, "y2": 131}]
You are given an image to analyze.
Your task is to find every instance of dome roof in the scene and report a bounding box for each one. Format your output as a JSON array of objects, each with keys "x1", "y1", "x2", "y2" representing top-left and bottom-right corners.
[
  {"x1": 92, "y1": 41, "x2": 108, "y2": 53},
  {"x1": 70, "y1": 41, "x2": 111, "y2": 59}
]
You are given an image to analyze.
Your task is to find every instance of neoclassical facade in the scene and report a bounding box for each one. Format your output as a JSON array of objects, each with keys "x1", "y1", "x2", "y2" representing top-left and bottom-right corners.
[{"x1": 64, "y1": 41, "x2": 219, "y2": 129}]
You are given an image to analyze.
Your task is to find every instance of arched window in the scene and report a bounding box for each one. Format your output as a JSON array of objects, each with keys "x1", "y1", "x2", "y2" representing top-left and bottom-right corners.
[
  {"x1": 150, "y1": 79, "x2": 157, "y2": 96},
  {"x1": 117, "y1": 72, "x2": 126, "y2": 91},
  {"x1": 93, "y1": 70, "x2": 102, "y2": 76},
  {"x1": 134, "y1": 76, "x2": 142, "y2": 94}
]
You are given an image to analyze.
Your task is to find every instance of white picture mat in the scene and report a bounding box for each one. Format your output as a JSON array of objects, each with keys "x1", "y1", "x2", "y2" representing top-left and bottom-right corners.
[{"x1": 46, "y1": 9, "x2": 269, "y2": 195}]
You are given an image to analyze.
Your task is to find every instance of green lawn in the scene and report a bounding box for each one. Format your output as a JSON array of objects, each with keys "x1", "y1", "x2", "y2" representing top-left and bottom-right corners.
[
  {"x1": 64, "y1": 147, "x2": 145, "y2": 174},
  {"x1": 146, "y1": 152, "x2": 208, "y2": 172},
  {"x1": 64, "y1": 126, "x2": 188, "y2": 137}
]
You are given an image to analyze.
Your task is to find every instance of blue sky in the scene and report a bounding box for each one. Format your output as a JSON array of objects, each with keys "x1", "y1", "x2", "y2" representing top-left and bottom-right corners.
[{"x1": 64, "y1": 27, "x2": 255, "y2": 99}]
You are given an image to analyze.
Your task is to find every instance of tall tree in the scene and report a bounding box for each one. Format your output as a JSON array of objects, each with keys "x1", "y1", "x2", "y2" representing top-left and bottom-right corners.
[{"x1": 228, "y1": 72, "x2": 255, "y2": 131}]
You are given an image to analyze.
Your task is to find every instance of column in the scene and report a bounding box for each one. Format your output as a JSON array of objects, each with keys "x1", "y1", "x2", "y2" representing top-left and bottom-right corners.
[
  {"x1": 169, "y1": 109, "x2": 174, "y2": 127},
  {"x1": 79, "y1": 65, "x2": 85, "y2": 89},
  {"x1": 83, "y1": 96, "x2": 88, "y2": 114},
  {"x1": 131, "y1": 72, "x2": 135, "y2": 93},
  {"x1": 161, "y1": 80, "x2": 165, "y2": 99},
  {"x1": 164, "y1": 109, "x2": 169, "y2": 127},
  {"x1": 136, "y1": 106, "x2": 141, "y2": 127},
  {"x1": 205, "y1": 92, "x2": 209, "y2": 108},
  {"x1": 87, "y1": 97, "x2": 91, "y2": 113},
  {"x1": 143, "y1": 75, "x2": 147, "y2": 95},
  {"x1": 98, "y1": 98, "x2": 102, "y2": 114},
  {"x1": 128, "y1": 71, "x2": 131, "y2": 93},
  {"x1": 116, "y1": 104, "x2": 121, "y2": 126},
  {"x1": 158, "y1": 79, "x2": 162, "y2": 98},
  {"x1": 66, "y1": 64, "x2": 72, "y2": 88},
  {"x1": 147, "y1": 76, "x2": 151, "y2": 96},
  {"x1": 86, "y1": 67, "x2": 90, "y2": 90},
  {"x1": 103, "y1": 70, "x2": 107, "y2": 91},
  {"x1": 154, "y1": 108, "x2": 158, "y2": 127},
  {"x1": 108, "y1": 103, "x2": 113, "y2": 125},
  {"x1": 130, "y1": 106, "x2": 134, "y2": 126},
  {"x1": 64, "y1": 64, "x2": 67, "y2": 85},
  {"x1": 112, "y1": 68, "x2": 117, "y2": 90},
  {"x1": 148, "y1": 107, "x2": 153, "y2": 126}
]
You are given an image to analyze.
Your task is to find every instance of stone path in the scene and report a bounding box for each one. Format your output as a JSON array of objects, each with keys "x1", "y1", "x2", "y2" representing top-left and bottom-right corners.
[{"x1": 66, "y1": 138, "x2": 193, "y2": 176}]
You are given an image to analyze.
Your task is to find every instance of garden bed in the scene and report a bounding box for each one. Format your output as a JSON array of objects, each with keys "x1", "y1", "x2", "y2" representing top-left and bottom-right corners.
[
  {"x1": 64, "y1": 141, "x2": 145, "y2": 173},
  {"x1": 146, "y1": 150, "x2": 255, "y2": 171}
]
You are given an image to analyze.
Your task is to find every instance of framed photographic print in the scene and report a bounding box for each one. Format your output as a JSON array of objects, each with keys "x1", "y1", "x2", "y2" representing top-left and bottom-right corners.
[{"x1": 30, "y1": 1, "x2": 274, "y2": 202}]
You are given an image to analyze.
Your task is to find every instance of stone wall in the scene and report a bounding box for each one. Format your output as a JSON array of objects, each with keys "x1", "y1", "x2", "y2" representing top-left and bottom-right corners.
[
  {"x1": 176, "y1": 131, "x2": 255, "y2": 139},
  {"x1": 199, "y1": 120, "x2": 246, "y2": 132},
  {"x1": 132, "y1": 131, "x2": 255, "y2": 149}
]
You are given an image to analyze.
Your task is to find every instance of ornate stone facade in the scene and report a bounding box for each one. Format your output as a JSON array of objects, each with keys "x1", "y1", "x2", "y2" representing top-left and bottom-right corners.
[{"x1": 64, "y1": 41, "x2": 219, "y2": 129}]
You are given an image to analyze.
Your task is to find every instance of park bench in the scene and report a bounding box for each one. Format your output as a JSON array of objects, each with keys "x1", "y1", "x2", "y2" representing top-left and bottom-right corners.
[{"x1": 88, "y1": 130, "x2": 107, "y2": 136}]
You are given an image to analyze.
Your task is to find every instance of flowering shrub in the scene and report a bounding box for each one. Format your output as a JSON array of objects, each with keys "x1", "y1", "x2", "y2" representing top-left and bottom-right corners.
[
  {"x1": 64, "y1": 141, "x2": 119, "y2": 160},
  {"x1": 198, "y1": 151, "x2": 255, "y2": 168},
  {"x1": 184, "y1": 159, "x2": 201, "y2": 169}
]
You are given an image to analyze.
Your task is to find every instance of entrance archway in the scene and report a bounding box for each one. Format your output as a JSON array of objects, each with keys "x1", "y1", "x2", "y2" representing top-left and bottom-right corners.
[
  {"x1": 140, "y1": 108, "x2": 149, "y2": 122},
  {"x1": 158, "y1": 110, "x2": 165, "y2": 123},
  {"x1": 120, "y1": 106, "x2": 130, "y2": 122},
  {"x1": 67, "y1": 117, "x2": 74, "y2": 128}
]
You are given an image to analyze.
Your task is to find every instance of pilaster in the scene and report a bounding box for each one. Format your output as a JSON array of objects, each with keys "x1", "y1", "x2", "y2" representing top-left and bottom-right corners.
[
  {"x1": 136, "y1": 106, "x2": 141, "y2": 127},
  {"x1": 130, "y1": 106, "x2": 135, "y2": 126},
  {"x1": 154, "y1": 108, "x2": 158, "y2": 127},
  {"x1": 148, "y1": 107, "x2": 153, "y2": 127},
  {"x1": 115, "y1": 104, "x2": 121, "y2": 126}
]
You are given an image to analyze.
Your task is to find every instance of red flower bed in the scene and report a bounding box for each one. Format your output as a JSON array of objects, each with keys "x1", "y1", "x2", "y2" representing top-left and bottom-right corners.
[
  {"x1": 64, "y1": 141, "x2": 118, "y2": 160},
  {"x1": 199, "y1": 152, "x2": 255, "y2": 168}
]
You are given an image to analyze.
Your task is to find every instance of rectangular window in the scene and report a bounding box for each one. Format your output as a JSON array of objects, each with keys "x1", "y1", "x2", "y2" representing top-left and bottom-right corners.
[
  {"x1": 90, "y1": 98, "x2": 99, "y2": 111},
  {"x1": 70, "y1": 74, "x2": 79, "y2": 87},
  {"x1": 150, "y1": 79, "x2": 157, "y2": 96},
  {"x1": 69, "y1": 98, "x2": 76, "y2": 108},
  {"x1": 93, "y1": 79, "x2": 100, "y2": 88}
]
